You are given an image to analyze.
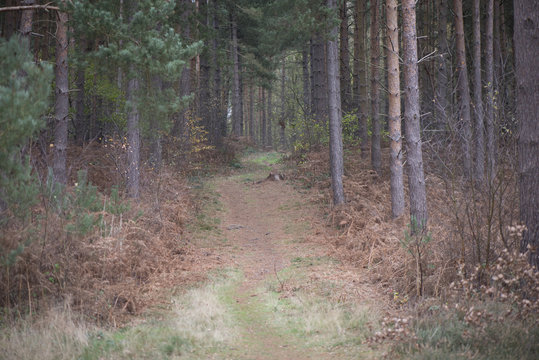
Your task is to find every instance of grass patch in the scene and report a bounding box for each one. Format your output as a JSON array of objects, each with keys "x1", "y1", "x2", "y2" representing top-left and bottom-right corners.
[
  {"x1": 391, "y1": 301, "x2": 539, "y2": 360},
  {"x1": 261, "y1": 284, "x2": 375, "y2": 354},
  {"x1": 0, "y1": 271, "x2": 241, "y2": 360},
  {"x1": 0, "y1": 309, "x2": 91, "y2": 360},
  {"x1": 187, "y1": 181, "x2": 225, "y2": 246},
  {"x1": 249, "y1": 151, "x2": 283, "y2": 167}
]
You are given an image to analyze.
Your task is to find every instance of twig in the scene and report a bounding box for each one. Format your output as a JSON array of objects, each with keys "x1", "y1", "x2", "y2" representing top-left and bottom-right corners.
[
  {"x1": 274, "y1": 262, "x2": 284, "y2": 292},
  {"x1": 0, "y1": 4, "x2": 59, "y2": 12}
]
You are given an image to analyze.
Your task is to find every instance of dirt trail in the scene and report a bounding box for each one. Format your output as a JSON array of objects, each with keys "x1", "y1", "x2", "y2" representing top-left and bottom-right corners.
[{"x1": 209, "y1": 156, "x2": 344, "y2": 360}]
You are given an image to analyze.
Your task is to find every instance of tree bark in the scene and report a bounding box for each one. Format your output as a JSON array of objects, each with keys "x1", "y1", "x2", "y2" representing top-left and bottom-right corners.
[
  {"x1": 403, "y1": 0, "x2": 428, "y2": 232},
  {"x1": 370, "y1": 0, "x2": 381, "y2": 173},
  {"x1": 249, "y1": 82, "x2": 255, "y2": 141},
  {"x1": 485, "y1": 0, "x2": 496, "y2": 181},
  {"x1": 472, "y1": 0, "x2": 485, "y2": 182},
  {"x1": 126, "y1": 74, "x2": 140, "y2": 198},
  {"x1": 435, "y1": 0, "x2": 449, "y2": 131},
  {"x1": 231, "y1": 15, "x2": 242, "y2": 136},
  {"x1": 53, "y1": 5, "x2": 69, "y2": 185},
  {"x1": 19, "y1": 0, "x2": 35, "y2": 38},
  {"x1": 515, "y1": 0, "x2": 539, "y2": 269},
  {"x1": 454, "y1": 0, "x2": 473, "y2": 178},
  {"x1": 386, "y1": 0, "x2": 404, "y2": 218},
  {"x1": 340, "y1": 0, "x2": 351, "y2": 113},
  {"x1": 280, "y1": 57, "x2": 287, "y2": 149},
  {"x1": 261, "y1": 88, "x2": 266, "y2": 145},
  {"x1": 312, "y1": 34, "x2": 327, "y2": 126},
  {"x1": 354, "y1": 0, "x2": 368, "y2": 157},
  {"x1": 327, "y1": 0, "x2": 345, "y2": 206},
  {"x1": 267, "y1": 86, "x2": 273, "y2": 147},
  {"x1": 149, "y1": 76, "x2": 163, "y2": 171},
  {"x1": 172, "y1": 0, "x2": 191, "y2": 146},
  {"x1": 302, "y1": 45, "x2": 311, "y2": 117}
]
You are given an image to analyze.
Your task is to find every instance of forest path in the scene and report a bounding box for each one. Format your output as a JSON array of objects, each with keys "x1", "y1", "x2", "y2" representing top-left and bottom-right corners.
[{"x1": 191, "y1": 151, "x2": 381, "y2": 359}]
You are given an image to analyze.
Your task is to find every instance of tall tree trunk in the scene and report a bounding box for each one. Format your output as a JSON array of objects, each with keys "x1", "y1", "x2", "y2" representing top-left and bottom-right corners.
[
  {"x1": 231, "y1": 15, "x2": 242, "y2": 136},
  {"x1": 454, "y1": 0, "x2": 473, "y2": 178},
  {"x1": 267, "y1": 86, "x2": 273, "y2": 147},
  {"x1": 354, "y1": 0, "x2": 368, "y2": 157},
  {"x1": 149, "y1": 76, "x2": 163, "y2": 171},
  {"x1": 485, "y1": 0, "x2": 496, "y2": 180},
  {"x1": 370, "y1": 0, "x2": 381, "y2": 173},
  {"x1": 403, "y1": 0, "x2": 428, "y2": 232},
  {"x1": 261, "y1": 88, "x2": 266, "y2": 145},
  {"x1": 302, "y1": 45, "x2": 311, "y2": 116},
  {"x1": 472, "y1": 0, "x2": 485, "y2": 182},
  {"x1": 198, "y1": 0, "x2": 211, "y2": 139},
  {"x1": 172, "y1": 0, "x2": 191, "y2": 147},
  {"x1": 126, "y1": 74, "x2": 140, "y2": 198},
  {"x1": 74, "y1": 63, "x2": 86, "y2": 145},
  {"x1": 211, "y1": 0, "x2": 226, "y2": 140},
  {"x1": 312, "y1": 34, "x2": 327, "y2": 127},
  {"x1": 280, "y1": 57, "x2": 287, "y2": 149},
  {"x1": 249, "y1": 82, "x2": 255, "y2": 141},
  {"x1": 327, "y1": 0, "x2": 345, "y2": 206},
  {"x1": 386, "y1": 0, "x2": 404, "y2": 218},
  {"x1": 238, "y1": 57, "x2": 244, "y2": 136},
  {"x1": 435, "y1": 0, "x2": 450, "y2": 132},
  {"x1": 53, "y1": 5, "x2": 69, "y2": 185},
  {"x1": 340, "y1": 0, "x2": 351, "y2": 113},
  {"x1": 515, "y1": 0, "x2": 539, "y2": 269},
  {"x1": 19, "y1": 0, "x2": 35, "y2": 38}
]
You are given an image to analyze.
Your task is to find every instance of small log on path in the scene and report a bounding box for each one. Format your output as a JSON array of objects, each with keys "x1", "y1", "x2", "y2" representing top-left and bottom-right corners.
[{"x1": 256, "y1": 172, "x2": 285, "y2": 184}]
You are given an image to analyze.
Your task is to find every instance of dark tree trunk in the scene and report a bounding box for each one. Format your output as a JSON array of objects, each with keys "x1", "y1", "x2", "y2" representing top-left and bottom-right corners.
[
  {"x1": 261, "y1": 88, "x2": 266, "y2": 145},
  {"x1": 172, "y1": 0, "x2": 191, "y2": 146},
  {"x1": 454, "y1": 0, "x2": 473, "y2": 178},
  {"x1": 249, "y1": 82, "x2": 255, "y2": 141},
  {"x1": 327, "y1": 0, "x2": 345, "y2": 206},
  {"x1": 370, "y1": 0, "x2": 381, "y2": 173},
  {"x1": 231, "y1": 15, "x2": 241, "y2": 136},
  {"x1": 267, "y1": 86, "x2": 273, "y2": 147},
  {"x1": 403, "y1": 0, "x2": 428, "y2": 232},
  {"x1": 302, "y1": 45, "x2": 311, "y2": 116},
  {"x1": 354, "y1": 0, "x2": 368, "y2": 157},
  {"x1": 485, "y1": 0, "x2": 496, "y2": 180},
  {"x1": 238, "y1": 57, "x2": 244, "y2": 136},
  {"x1": 280, "y1": 57, "x2": 287, "y2": 149},
  {"x1": 312, "y1": 34, "x2": 327, "y2": 126},
  {"x1": 435, "y1": 0, "x2": 450, "y2": 131},
  {"x1": 149, "y1": 76, "x2": 163, "y2": 171},
  {"x1": 515, "y1": 0, "x2": 539, "y2": 269},
  {"x1": 386, "y1": 0, "x2": 404, "y2": 218},
  {"x1": 53, "y1": 6, "x2": 69, "y2": 185},
  {"x1": 19, "y1": 0, "x2": 35, "y2": 38},
  {"x1": 74, "y1": 63, "x2": 86, "y2": 145},
  {"x1": 126, "y1": 74, "x2": 140, "y2": 198},
  {"x1": 340, "y1": 0, "x2": 351, "y2": 113},
  {"x1": 472, "y1": 0, "x2": 485, "y2": 182}
]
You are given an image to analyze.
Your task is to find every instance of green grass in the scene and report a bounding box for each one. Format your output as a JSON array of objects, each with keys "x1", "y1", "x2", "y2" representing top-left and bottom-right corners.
[
  {"x1": 391, "y1": 301, "x2": 539, "y2": 360},
  {"x1": 249, "y1": 151, "x2": 283, "y2": 166},
  {"x1": 82, "y1": 271, "x2": 240, "y2": 360}
]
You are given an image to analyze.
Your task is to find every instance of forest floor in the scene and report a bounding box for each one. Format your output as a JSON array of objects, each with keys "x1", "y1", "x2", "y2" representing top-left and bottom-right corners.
[
  {"x1": 169, "y1": 150, "x2": 387, "y2": 359},
  {"x1": 3, "y1": 149, "x2": 537, "y2": 360},
  {"x1": 70, "y1": 150, "x2": 389, "y2": 359}
]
